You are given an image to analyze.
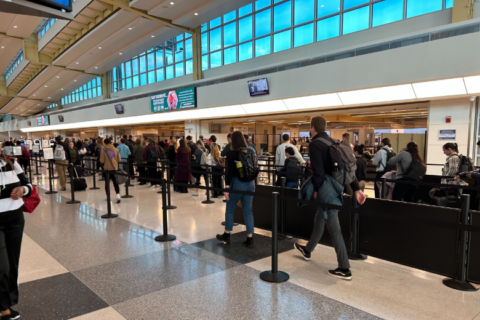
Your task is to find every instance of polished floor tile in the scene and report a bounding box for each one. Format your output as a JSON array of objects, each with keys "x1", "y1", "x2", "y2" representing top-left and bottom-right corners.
[
  {"x1": 19, "y1": 234, "x2": 69, "y2": 284},
  {"x1": 191, "y1": 231, "x2": 295, "y2": 264},
  {"x1": 16, "y1": 273, "x2": 108, "y2": 320},
  {"x1": 69, "y1": 307, "x2": 126, "y2": 320},
  {"x1": 24, "y1": 195, "x2": 183, "y2": 271},
  {"x1": 74, "y1": 245, "x2": 239, "y2": 305},
  {"x1": 114, "y1": 265, "x2": 380, "y2": 320},
  {"x1": 247, "y1": 242, "x2": 480, "y2": 320}
]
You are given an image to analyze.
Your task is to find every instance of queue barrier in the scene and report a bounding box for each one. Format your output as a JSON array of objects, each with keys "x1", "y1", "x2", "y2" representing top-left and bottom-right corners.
[{"x1": 468, "y1": 210, "x2": 480, "y2": 284}]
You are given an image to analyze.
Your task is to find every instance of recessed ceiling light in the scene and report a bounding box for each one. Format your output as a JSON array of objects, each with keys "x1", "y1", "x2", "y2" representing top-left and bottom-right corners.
[
  {"x1": 194, "y1": 12, "x2": 199, "y2": 15},
  {"x1": 119, "y1": 52, "x2": 122, "y2": 55},
  {"x1": 1, "y1": 46, "x2": 4, "y2": 49},
  {"x1": 44, "y1": 85, "x2": 48, "y2": 87},
  {"x1": 28, "y1": 110, "x2": 31, "y2": 111},
  {"x1": 151, "y1": 35, "x2": 155, "y2": 38},
  {"x1": 33, "y1": 94, "x2": 36, "y2": 96},
  {"x1": 13, "y1": 26, "x2": 17, "y2": 28},
  {"x1": 170, "y1": 2, "x2": 174, "y2": 4},
  {"x1": 56, "y1": 76, "x2": 60, "y2": 78},
  {"x1": 48, "y1": 97, "x2": 51, "y2": 99},
  {"x1": 98, "y1": 46, "x2": 102, "y2": 49},
  {"x1": 95, "y1": 67, "x2": 98, "y2": 69},
  {"x1": 128, "y1": 27, "x2": 133, "y2": 30},
  {"x1": 61, "y1": 88, "x2": 64, "y2": 90},
  {"x1": 37, "y1": 104, "x2": 40, "y2": 106},
  {"x1": 76, "y1": 62, "x2": 79, "y2": 64},
  {"x1": 74, "y1": 80, "x2": 77, "y2": 82},
  {"x1": 15, "y1": 108, "x2": 18, "y2": 109}
]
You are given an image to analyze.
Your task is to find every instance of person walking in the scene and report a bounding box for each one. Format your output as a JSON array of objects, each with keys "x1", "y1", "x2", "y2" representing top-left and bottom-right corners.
[
  {"x1": 54, "y1": 136, "x2": 71, "y2": 192},
  {"x1": 192, "y1": 140, "x2": 207, "y2": 196},
  {"x1": 373, "y1": 138, "x2": 394, "y2": 198},
  {"x1": 99, "y1": 138, "x2": 122, "y2": 203},
  {"x1": 175, "y1": 139, "x2": 191, "y2": 193},
  {"x1": 142, "y1": 139, "x2": 162, "y2": 188},
  {"x1": 294, "y1": 116, "x2": 366, "y2": 281},
  {"x1": 133, "y1": 139, "x2": 146, "y2": 185},
  {"x1": 216, "y1": 131, "x2": 256, "y2": 248}
]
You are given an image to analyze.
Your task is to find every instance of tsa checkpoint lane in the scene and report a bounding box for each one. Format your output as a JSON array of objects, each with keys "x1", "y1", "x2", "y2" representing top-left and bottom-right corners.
[{"x1": 36, "y1": 170, "x2": 246, "y2": 244}]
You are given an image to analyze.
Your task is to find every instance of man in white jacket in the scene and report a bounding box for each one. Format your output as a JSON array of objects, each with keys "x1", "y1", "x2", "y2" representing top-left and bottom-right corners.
[{"x1": 276, "y1": 134, "x2": 305, "y2": 166}]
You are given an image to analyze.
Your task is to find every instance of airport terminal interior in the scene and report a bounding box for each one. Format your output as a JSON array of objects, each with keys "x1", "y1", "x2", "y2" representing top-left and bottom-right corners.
[{"x1": 1, "y1": 0, "x2": 480, "y2": 319}]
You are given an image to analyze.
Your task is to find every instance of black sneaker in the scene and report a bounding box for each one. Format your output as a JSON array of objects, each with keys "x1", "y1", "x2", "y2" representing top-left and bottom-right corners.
[
  {"x1": 328, "y1": 268, "x2": 352, "y2": 281},
  {"x1": 216, "y1": 232, "x2": 231, "y2": 243},
  {"x1": 242, "y1": 236, "x2": 254, "y2": 248},
  {"x1": 294, "y1": 243, "x2": 311, "y2": 261},
  {"x1": 5, "y1": 309, "x2": 20, "y2": 320}
]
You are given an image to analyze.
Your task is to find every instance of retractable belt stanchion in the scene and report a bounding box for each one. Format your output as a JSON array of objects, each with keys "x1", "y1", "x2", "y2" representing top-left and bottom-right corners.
[
  {"x1": 34, "y1": 153, "x2": 41, "y2": 176},
  {"x1": 381, "y1": 177, "x2": 387, "y2": 199},
  {"x1": 260, "y1": 192, "x2": 289, "y2": 283},
  {"x1": 99, "y1": 162, "x2": 105, "y2": 181},
  {"x1": 66, "y1": 165, "x2": 80, "y2": 204},
  {"x1": 126, "y1": 158, "x2": 134, "y2": 187},
  {"x1": 122, "y1": 171, "x2": 134, "y2": 199},
  {"x1": 155, "y1": 178, "x2": 177, "y2": 242},
  {"x1": 157, "y1": 161, "x2": 163, "y2": 194},
  {"x1": 277, "y1": 177, "x2": 292, "y2": 241},
  {"x1": 272, "y1": 168, "x2": 277, "y2": 186},
  {"x1": 202, "y1": 169, "x2": 215, "y2": 204},
  {"x1": 347, "y1": 195, "x2": 367, "y2": 260},
  {"x1": 45, "y1": 161, "x2": 57, "y2": 195},
  {"x1": 267, "y1": 159, "x2": 271, "y2": 184},
  {"x1": 443, "y1": 194, "x2": 479, "y2": 291},
  {"x1": 28, "y1": 158, "x2": 36, "y2": 187},
  {"x1": 101, "y1": 172, "x2": 118, "y2": 219},
  {"x1": 165, "y1": 168, "x2": 177, "y2": 209},
  {"x1": 89, "y1": 161, "x2": 100, "y2": 190}
]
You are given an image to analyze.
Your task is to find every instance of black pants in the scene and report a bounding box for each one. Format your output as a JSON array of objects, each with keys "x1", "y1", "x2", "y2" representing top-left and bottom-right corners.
[
  {"x1": 104, "y1": 171, "x2": 120, "y2": 195},
  {"x1": 374, "y1": 171, "x2": 386, "y2": 198},
  {"x1": 137, "y1": 163, "x2": 146, "y2": 184},
  {"x1": 211, "y1": 167, "x2": 224, "y2": 197},
  {"x1": 147, "y1": 161, "x2": 158, "y2": 186},
  {"x1": 0, "y1": 208, "x2": 24, "y2": 311},
  {"x1": 128, "y1": 156, "x2": 135, "y2": 179},
  {"x1": 392, "y1": 178, "x2": 417, "y2": 202}
]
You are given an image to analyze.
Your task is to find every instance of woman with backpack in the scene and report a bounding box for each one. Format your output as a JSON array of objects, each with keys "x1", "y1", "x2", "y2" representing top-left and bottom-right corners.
[
  {"x1": 216, "y1": 131, "x2": 256, "y2": 248},
  {"x1": 388, "y1": 142, "x2": 425, "y2": 202},
  {"x1": 373, "y1": 138, "x2": 394, "y2": 198},
  {"x1": 192, "y1": 140, "x2": 207, "y2": 197},
  {"x1": 208, "y1": 142, "x2": 225, "y2": 198}
]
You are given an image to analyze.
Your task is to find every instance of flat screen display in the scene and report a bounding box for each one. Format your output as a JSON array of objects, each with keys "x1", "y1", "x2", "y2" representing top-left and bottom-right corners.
[
  {"x1": 114, "y1": 104, "x2": 124, "y2": 114},
  {"x1": 58, "y1": 115, "x2": 64, "y2": 122},
  {"x1": 37, "y1": 115, "x2": 50, "y2": 126},
  {"x1": 27, "y1": 0, "x2": 73, "y2": 12},
  {"x1": 150, "y1": 87, "x2": 196, "y2": 113},
  {"x1": 247, "y1": 78, "x2": 269, "y2": 96}
]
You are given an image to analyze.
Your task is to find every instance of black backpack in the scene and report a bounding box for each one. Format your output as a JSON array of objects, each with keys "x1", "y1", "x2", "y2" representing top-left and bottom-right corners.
[
  {"x1": 383, "y1": 150, "x2": 396, "y2": 172},
  {"x1": 147, "y1": 146, "x2": 159, "y2": 161},
  {"x1": 286, "y1": 158, "x2": 302, "y2": 181},
  {"x1": 402, "y1": 159, "x2": 426, "y2": 182},
  {"x1": 455, "y1": 154, "x2": 474, "y2": 174},
  {"x1": 316, "y1": 137, "x2": 357, "y2": 186},
  {"x1": 238, "y1": 147, "x2": 259, "y2": 182}
]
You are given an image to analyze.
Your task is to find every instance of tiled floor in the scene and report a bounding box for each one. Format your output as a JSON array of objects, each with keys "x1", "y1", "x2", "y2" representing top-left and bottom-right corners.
[{"x1": 9, "y1": 168, "x2": 480, "y2": 319}]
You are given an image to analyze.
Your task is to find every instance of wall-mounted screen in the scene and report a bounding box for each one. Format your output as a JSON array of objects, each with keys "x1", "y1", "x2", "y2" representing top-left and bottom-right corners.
[
  {"x1": 37, "y1": 115, "x2": 50, "y2": 126},
  {"x1": 248, "y1": 78, "x2": 269, "y2": 96},
  {"x1": 58, "y1": 115, "x2": 64, "y2": 122},
  {"x1": 27, "y1": 0, "x2": 73, "y2": 12},
  {"x1": 150, "y1": 87, "x2": 196, "y2": 113},
  {"x1": 114, "y1": 104, "x2": 124, "y2": 114}
]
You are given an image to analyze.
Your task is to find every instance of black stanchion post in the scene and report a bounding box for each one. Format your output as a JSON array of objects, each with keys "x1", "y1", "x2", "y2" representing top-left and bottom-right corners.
[
  {"x1": 347, "y1": 195, "x2": 368, "y2": 260},
  {"x1": 260, "y1": 192, "x2": 289, "y2": 283},
  {"x1": 272, "y1": 168, "x2": 277, "y2": 186},
  {"x1": 122, "y1": 172, "x2": 134, "y2": 199},
  {"x1": 101, "y1": 172, "x2": 118, "y2": 219},
  {"x1": 165, "y1": 168, "x2": 177, "y2": 209},
  {"x1": 202, "y1": 169, "x2": 215, "y2": 204},
  {"x1": 157, "y1": 161, "x2": 163, "y2": 194},
  {"x1": 126, "y1": 159, "x2": 134, "y2": 187},
  {"x1": 278, "y1": 177, "x2": 292, "y2": 241},
  {"x1": 381, "y1": 177, "x2": 387, "y2": 199},
  {"x1": 443, "y1": 194, "x2": 479, "y2": 291},
  {"x1": 45, "y1": 161, "x2": 57, "y2": 195},
  {"x1": 155, "y1": 178, "x2": 177, "y2": 242},
  {"x1": 66, "y1": 165, "x2": 80, "y2": 204},
  {"x1": 28, "y1": 157, "x2": 36, "y2": 187},
  {"x1": 34, "y1": 153, "x2": 41, "y2": 176},
  {"x1": 267, "y1": 159, "x2": 271, "y2": 184},
  {"x1": 89, "y1": 160, "x2": 100, "y2": 190}
]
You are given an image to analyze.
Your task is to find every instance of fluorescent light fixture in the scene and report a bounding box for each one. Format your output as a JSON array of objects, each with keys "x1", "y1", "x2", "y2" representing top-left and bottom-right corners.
[
  {"x1": 338, "y1": 85, "x2": 416, "y2": 105},
  {"x1": 208, "y1": 105, "x2": 246, "y2": 117},
  {"x1": 194, "y1": 12, "x2": 199, "y2": 15},
  {"x1": 283, "y1": 93, "x2": 342, "y2": 110},
  {"x1": 413, "y1": 78, "x2": 466, "y2": 98},
  {"x1": 98, "y1": 47, "x2": 102, "y2": 49},
  {"x1": 463, "y1": 76, "x2": 480, "y2": 94},
  {"x1": 241, "y1": 100, "x2": 287, "y2": 114}
]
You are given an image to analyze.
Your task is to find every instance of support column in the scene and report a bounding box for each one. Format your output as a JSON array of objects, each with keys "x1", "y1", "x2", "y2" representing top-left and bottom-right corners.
[
  {"x1": 102, "y1": 71, "x2": 111, "y2": 100},
  {"x1": 452, "y1": 0, "x2": 475, "y2": 23},
  {"x1": 192, "y1": 26, "x2": 203, "y2": 81}
]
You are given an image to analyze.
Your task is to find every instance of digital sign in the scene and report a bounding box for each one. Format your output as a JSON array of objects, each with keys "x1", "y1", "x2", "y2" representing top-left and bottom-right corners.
[
  {"x1": 28, "y1": 0, "x2": 73, "y2": 12},
  {"x1": 37, "y1": 115, "x2": 50, "y2": 126},
  {"x1": 150, "y1": 87, "x2": 196, "y2": 113}
]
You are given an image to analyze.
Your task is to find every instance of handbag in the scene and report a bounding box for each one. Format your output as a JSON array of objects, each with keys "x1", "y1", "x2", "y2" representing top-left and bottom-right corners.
[
  {"x1": 103, "y1": 149, "x2": 128, "y2": 185},
  {"x1": 23, "y1": 186, "x2": 40, "y2": 213}
]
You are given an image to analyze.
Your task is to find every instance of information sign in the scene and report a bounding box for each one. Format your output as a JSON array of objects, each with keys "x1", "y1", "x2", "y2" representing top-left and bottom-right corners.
[
  {"x1": 439, "y1": 130, "x2": 456, "y2": 140},
  {"x1": 150, "y1": 87, "x2": 196, "y2": 113}
]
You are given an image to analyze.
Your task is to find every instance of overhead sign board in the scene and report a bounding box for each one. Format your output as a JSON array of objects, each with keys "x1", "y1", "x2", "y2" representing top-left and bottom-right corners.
[
  {"x1": 150, "y1": 87, "x2": 196, "y2": 113},
  {"x1": 0, "y1": 0, "x2": 74, "y2": 19},
  {"x1": 37, "y1": 115, "x2": 50, "y2": 126},
  {"x1": 27, "y1": 0, "x2": 72, "y2": 12},
  {"x1": 439, "y1": 130, "x2": 456, "y2": 140}
]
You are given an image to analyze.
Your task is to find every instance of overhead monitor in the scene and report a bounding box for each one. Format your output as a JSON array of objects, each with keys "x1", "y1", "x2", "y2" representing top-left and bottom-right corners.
[
  {"x1": 58, "y1": 115, "x2": 64, "y2": 122},
  {"x1": 114, "y1": 104, "x2": 124, "y2": 114},
  {"x1": 247, "y1": 78, "x2": 269, "y2": 97},
  {"x1": 27, "y1": 0, "x2": 73, "y2": 12},
  {"x1": 37, "y1": 115, "x2": 50, "y2": 126}
]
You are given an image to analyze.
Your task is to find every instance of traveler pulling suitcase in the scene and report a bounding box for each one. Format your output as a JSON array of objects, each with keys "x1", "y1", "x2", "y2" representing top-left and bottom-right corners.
[{"x1": 73, "y1": 168, "x2": 88, "y2": 191}]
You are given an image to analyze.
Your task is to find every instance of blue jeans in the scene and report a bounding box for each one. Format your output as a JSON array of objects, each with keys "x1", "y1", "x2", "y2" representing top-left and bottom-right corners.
[
  {"x1": 225, "y1": 177, "x2": 255, "y2": 234},
  {"x1": 286, "y1": 181, "x2": 299, "y2": 189}
]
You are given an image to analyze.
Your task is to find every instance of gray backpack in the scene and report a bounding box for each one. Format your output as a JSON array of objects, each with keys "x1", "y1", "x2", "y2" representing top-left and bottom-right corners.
[{"x1": 316, "y1": 137, "x2": 357, "y2": 186}]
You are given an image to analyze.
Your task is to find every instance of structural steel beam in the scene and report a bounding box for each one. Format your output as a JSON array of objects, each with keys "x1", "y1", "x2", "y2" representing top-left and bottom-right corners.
[
  {"x1": 0, "y1": 32, "x2": 23, "y2": 42},
  {"x1": 192, "y1": 26, "x2": 203, "y2": 81}
]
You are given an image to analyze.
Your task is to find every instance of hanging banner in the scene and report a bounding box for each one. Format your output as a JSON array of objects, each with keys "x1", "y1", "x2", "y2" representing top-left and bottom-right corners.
[{"x1": 150, "y1": 87, "x2": 196, "y2": 113}]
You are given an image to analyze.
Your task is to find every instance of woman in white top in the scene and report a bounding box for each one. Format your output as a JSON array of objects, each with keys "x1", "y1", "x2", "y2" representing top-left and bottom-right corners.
[{"x1": 0, "y1": 144, "x2": 33, "y2": 320}]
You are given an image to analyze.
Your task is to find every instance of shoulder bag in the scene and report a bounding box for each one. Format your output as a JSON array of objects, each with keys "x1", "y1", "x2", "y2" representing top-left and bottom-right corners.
[{"x1": 103, "y1": 149, "x2": 128, "y2": 185}]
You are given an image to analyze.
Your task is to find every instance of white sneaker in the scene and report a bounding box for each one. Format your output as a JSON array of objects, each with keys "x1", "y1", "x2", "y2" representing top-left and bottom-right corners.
[
  {"x1": 116, "y1": 194, "x2": 121, "y2": 203},
  {"x1": 192, "y1": 192, "x2": 198, "y2": 196}
]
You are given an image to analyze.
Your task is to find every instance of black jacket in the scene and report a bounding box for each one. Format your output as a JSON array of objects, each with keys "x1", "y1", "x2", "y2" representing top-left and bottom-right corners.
[
  {"x1": 355, "y1": 155, "x2": 369, "y2": 181},
  {"x1": 309, "y1": 133, "x2": 360, "y2": 192}
]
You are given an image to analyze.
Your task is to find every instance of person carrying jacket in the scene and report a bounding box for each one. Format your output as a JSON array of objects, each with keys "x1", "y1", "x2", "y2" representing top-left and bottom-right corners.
[
  {"x1": 294, "y1": 116, "x2": 366, "y2": 281},
  {"x1": 373, "y1": 138, "x2": 393, "y2": 198},
  {"x1": 142, "y1": 139, "x2": 161, "y2": 188},
  {"x1": 99, "y1": 138, "x2": 122, "y2": 203}
]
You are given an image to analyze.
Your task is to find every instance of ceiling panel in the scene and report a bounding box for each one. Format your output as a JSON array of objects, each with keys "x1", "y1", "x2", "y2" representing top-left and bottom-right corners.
[{"x1": 0, "y1": 38, "x2": 23, "y2": 75}]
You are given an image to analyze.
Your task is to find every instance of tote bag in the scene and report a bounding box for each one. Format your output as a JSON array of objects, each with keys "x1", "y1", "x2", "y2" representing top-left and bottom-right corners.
[{"x1": 23, "y1": 186, "x2": 41, "y2": 213}]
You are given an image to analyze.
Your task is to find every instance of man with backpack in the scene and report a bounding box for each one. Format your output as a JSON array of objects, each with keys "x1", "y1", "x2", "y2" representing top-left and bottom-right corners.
[
  {"x1": 53, "y1": 136, "x2": 71, "y2": 191},
  {"x1": 294, "y1": 116, "x2": 366, "y2": 281},
  {"x1": 373, "y1": 138, "x2": 395, "y2": 198},
  {"x1": 142, "y1": 139, "x2": 161, "y2": 188},
  {"x1": 277, "y1": 147, "x2": 302, "y2": 188}
]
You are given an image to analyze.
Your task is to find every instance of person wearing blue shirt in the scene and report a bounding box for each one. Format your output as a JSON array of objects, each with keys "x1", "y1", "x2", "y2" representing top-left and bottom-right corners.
[{"x1": 116, "y1": 138, "x2": 131, "y2": 171}]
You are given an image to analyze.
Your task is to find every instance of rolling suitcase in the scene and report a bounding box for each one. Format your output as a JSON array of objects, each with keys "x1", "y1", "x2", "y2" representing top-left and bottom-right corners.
[{"x1": 73, "y1": 168, "x2": 87, "y2": 191}]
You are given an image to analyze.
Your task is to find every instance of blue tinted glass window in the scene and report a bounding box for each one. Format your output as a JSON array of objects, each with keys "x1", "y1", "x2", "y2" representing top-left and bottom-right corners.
[
  {"x1": 274, "y1": 30, "x2": 291, "y2": 52},
  {"x1": 224, "y1": 22, "x2": 237, "y2": 47},
  {"x1": 344, "y1": 0, "x2": 368, "y2": 10},
  {"x1": 372, "y1": 0, "x2": 403, "y2": 27},
  {"x1": 125, "y1": 62, "x2": 131, "y2": 77},
  {"x1": 224, "y1": 46, "x2": 237, "y2": 65},
  {"x1": 255, "y1": 36, "x2": 271, "y2": 57},
  {"x1": 210, "y1": 17, "x2": 221, "y2": 28},
  {"x1": 255, "y1": 9, "x2": 271, "y2": 37},
  {"x1": 239, "y1": 3, "x2": 253, "y2": 17},
  {"x1": 202, "y1": 54, "x2": 209, "y2": 70},
  {"x1": 176, "y1": 34, "x2": 184, "y2": 41},
  {"x1": 343, "y1": 6, "x2": 369, "y2": 35},
  {"x1": 317, "y1": 15, "x2": 339, "y2": 41},
  {"x1": 210, "y1": 28, "x2": 221, "y2": 51},
  {"x1": 186, "y1": 60, "x2": 193, "y2": 74},
  {"x1": 185, "y1": 32, "x2": 192, "y2": 39},
  {"x1": 294, "y1": 23, "x2": 313, "y2": 47},
  {"x1": 445, "y1": 0, "x2": 453, "y2": 8},
  {"x1": 132, "y1": 76, "x2": 139, "y2": 88},
  {"x1": 256, "y1": 0, "x2": 271, "y2": 10},
  {"x1": 165, "y1": 46, "x2": 173, "y2": 64},
  {"x1": 156, "y1": 49, "x2": 164, "y2": 67},
  {"x1": 406, "y1": 0, "x2": 442, "y2": 18},
  {"x1": 239, "y1": 16, "x2": 253, "y2": 42},
  {"x1": 201, "y1": 23, "x2": 207, "y2": 32},
  {"x1": 224, "y1": 10, "x2": 236, "y2": 22},
  {"x1": 239, "y1": 41, "x2": 253, "y2": 61},
  {"x1": 147, "y1": 53, "x2": 155, "y2": 70},
  {"x1": 98, "y1": 87, "x2": 102, "y2": 96},
  {"x1": 156, "y1": 68, "x2": 164, "y2": 82},
  {"x1": 274, "y1": 1, "x2": 291, "y2": 31},
  {"x1": 166, "y1": 66, "x2": 174, "y2": 79},
  {"x1": 318, "y1": 0, "x2": 340, "y2": 18},
  {"x1": 185, "y1": 38, "x2": 192, "y2": 59},
  {"x1": 201, "y1": 33, "x2": 208, "y2": 54},
  {"x1": 175, "y1": 62, "x2": 184, "y2": 77},
  {"x1": 175, "y1": 41, "x2": 184, "y2": 61},
  {"x1": 210, "y1": 51, "x2": 222, "y2": 68},
  {"x1": 140, "y1": 73, "x2": 147, "y2": 86},
  {"x1": 148, "y1": 71, "x2": 155, "y2": 84},
  {"x1": 274, "y1": 0, "x2": 283, "y2": 2},
  {"x1": 139, "y1": 56, "x2": 146, "y2": 73},
  {"x1": 294, "y1": 0, "x2": 314, "y2": 25}
]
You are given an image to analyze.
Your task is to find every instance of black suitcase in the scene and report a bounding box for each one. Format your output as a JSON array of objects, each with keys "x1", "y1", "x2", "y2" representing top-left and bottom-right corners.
[{"x1": 73, "y1": 168, "x2": 87, "y2": 191}]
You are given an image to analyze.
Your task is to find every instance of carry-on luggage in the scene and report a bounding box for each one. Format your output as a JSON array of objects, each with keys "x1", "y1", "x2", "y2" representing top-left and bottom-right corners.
[{"x1": 73, "y1": 168, "x2": 87, "y2": 191}]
